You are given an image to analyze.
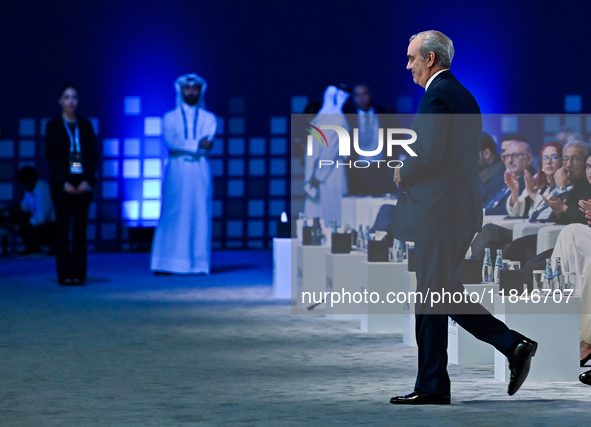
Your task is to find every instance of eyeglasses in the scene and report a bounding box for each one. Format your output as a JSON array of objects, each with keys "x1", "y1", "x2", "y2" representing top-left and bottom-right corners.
[
  {"x1": 542, "y1": 155, "x2": 559, "y2": 162},
  {"x1": 502, "y1": 153, "x2": 528, "y2": 161},
  {"x1": 563, "y1": 156, "x2": 582, "y2": 163}
]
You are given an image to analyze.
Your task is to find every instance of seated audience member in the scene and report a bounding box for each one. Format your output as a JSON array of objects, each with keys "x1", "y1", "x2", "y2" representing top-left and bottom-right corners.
[
  {"x1": 471, "y1": 142, "x2": 562, "y2": 262},
  {"x1": 579, "y1": 263, "x2": 591, "y2": 383},
  {"x1": 0, "y1": 166, "x2": 55, "y2": 254},
  {"x1": 484, "y1": 139, "x2": 533, "y2": 215},
  {"x1": 345, "y1": 83, "x2": 399, "y2": 197},
  {"x1": 479, "y1": 132, "x2": 505, "y2": 205},
  {"x1": 521, "y1": 149, "x2": 591, "y2": 288}
]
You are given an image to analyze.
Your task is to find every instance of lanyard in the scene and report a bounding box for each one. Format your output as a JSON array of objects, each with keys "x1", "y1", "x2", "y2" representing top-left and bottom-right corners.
[
  {"x1": 63, "y1": 118, "x2": 81, "y2": 153},
  {"x1": 180, "y1": 106, "x2": 199, "y2": 139}
]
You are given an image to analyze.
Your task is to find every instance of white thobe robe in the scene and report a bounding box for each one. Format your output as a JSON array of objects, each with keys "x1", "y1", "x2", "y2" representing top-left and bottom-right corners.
[{"x1": 150, "y1": 104, "x2": 217, "y2": 274}]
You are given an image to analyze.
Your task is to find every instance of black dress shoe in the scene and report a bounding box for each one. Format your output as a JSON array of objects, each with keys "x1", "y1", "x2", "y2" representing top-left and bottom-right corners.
[
  {"x1": 390, "y1": 391, "x2": 450, "y2": 405},
  {"x1": 508, "y1": 338, "x2": 538, "y2": 396},
  {"x1": 580, "y1": 370, "x2": 591, "y2": 385}
]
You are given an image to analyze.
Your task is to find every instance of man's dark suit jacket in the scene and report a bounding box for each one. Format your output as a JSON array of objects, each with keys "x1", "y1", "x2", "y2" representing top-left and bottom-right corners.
[{"x1": 392, "y1": 71, "x2": 482, "y2": 242}]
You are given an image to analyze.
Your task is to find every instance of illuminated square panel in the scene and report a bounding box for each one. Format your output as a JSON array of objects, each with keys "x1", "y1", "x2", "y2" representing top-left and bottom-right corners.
[
  {"x1": 101, "y1": 223, "x2": 118, "y2": 240},
  {"x1": 103, "y1": 138, "x2": 119, "y2": 157},
  {"x1": 269, "y1": 200, "x2": 285, "y2": 217},
  {"x1": 543, "y1": 116, "x2": 560, "y2": 133},
  {"x1": 270, "y1": 137, "x2": 286, "y2": 155},
  {"x1": 143, "y1": 159, "x2": 161, "y2": 178},
  {"x1": 565, "y1": 95, "x2": 582, "y2": 113},
  {"x1": 229, "y1": 96, "x2": 245, "y2": 114},
  {"x1": 229, "y1": 117, "x2": 245, "y2": 135},
  {"x1": 142, "y1": 179, "x2": 161, "y2": 199},
  {"x1": 270, "y1": 117, "x2": 287, "y2": 135},
  {"x1": 209, "y1": 137, "x2": 224, "y2": 156},
  {"x1": 124, "y1": 96, "x2": 141, "y2": 115},
  {"x1": 142, "y1": 200, "x2": 161, "y2": 220},
  {"x1": 501, "y1": 116, "x2": 518, "y2": 133},
  {"x1": 291, "y1": 96, "x2": 308, "y2": 113},
  {"x1": 144, "y1": 138, "x2": 162, "y2": 156},
  {"x1": 248, "y1": 220, "x2": 264, "y2": 237},
  {"x1": 40, "y1": 118, "x2": 51, "y2": 136},
  {"x1": 19, "y1": 118, "x2": 35, "y2": 136},
  {"x1": 248, "y1": 200, "x2": 264, "y2": 217},
  {"x1": 210, "y1": 159, "x2": 224, "y2": 177},
  {"x1": 215, "y1": 117, "x2": 225, "y2": 135},
  {"x1": 229, "y1": 138, "x2": 245, "y2": 155},
  {"x1": 228, "y1": 159, "x2": 244, "y2": 176},
  {"x1": 102, "y1": 160, "x2": 119, "y2": 178},
  {"x1": 122, "y1": 200, "x2": 140, "y2": 220},
  {"x1": 564, "y1": 115, "x2": 582, "y2": 132},
  {"x1": 226, "y1": 220, "x2": 243, "y2": 238},
  {"x1": 102, "y1": 181, "x2": 118, "y2": 199},
  {"x1": 86, "y1": 224, "x2": 96, "y2": 240},
  {"x1": 88, "y1": 202, "x2": 97, "y2": 220},
  {"x1": 0, "y1": 183, "x2": 13, "y2": 201},
  {"x1": 269, "y1": 179, "x2": 285, "y2": 196},
  {"x1": 0, "y1": 140, "x2": 14, "y2": 158},
  {"x1": 18, "y1": 140, "x2": 35, "y2": 158},
  {"x1": 144, "y1": 117, "x2": 162, "y2": 136},
  {"x1": 213, "y1": 200, "x2": 223, "y2": 218},
  {"x1": 123, "y1": 159, "x2": 141, "y2": 178},
  {"x1": 124, "y1": 138, "x2": 141, "y2": 156},
  {"x1": 270, "y1": 159, "x2": 286, "y2": 175},
  {"x1": 227, "y1": 179, "x2": 244, "y2": 197},
  {"x1": 249, "y1": 137, "x2": 265, "y2": 155}
]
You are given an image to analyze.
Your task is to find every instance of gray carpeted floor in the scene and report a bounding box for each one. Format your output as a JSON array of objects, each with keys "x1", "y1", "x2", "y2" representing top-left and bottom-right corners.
[{"x1": 1, "y1": 251, "x2": 590, "y2": 426}]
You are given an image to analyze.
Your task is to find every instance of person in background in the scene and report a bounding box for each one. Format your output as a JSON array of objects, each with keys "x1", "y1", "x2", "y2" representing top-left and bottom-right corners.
[
  {"x1": 150, "y1": 73, "x2": 217, "y2": 275},
  {"x1": 479, "y1": 132, "x2": 505, "y2": 206},
  {"x1": 0, "y1": 166, "x2": 55, "y2": 255},
  {"x1": 45, "y1": 84, "x2": 98, "y2": 285}
]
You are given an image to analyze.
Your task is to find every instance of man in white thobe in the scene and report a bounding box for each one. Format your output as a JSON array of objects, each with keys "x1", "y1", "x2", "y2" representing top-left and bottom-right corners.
[
  {"x1": 304, "y1": 84, "x2": 350, "y2": 225},
  {"x1": 150, "y1": 73, "x2": 217, "y2": 274}
]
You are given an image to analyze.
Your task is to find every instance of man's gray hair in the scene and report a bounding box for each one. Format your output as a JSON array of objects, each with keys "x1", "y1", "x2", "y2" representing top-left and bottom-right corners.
[
  {"x1": 410, "y1": 30, "x2": 454, "y2": 68},
  {"x1": 564, "y1": 140, "x2": 590, "y2": 157}
]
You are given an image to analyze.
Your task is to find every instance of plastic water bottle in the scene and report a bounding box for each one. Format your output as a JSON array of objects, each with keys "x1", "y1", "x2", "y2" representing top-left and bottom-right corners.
[
  {"x1": 545, "y1": 258, "x2": 554, "y2": 290},
  {"x1": 394, "y1": 239, "x2": 404, "y2": 262},
  {"x1": 357, "y1": 225, "x2": 364, "y2": 249},
  {"x1": 482, "y1": 248, "x2": 493, "y2": 283},
  {"x1": 296, "y1": 213, "x2": 306, "y2": 240},
  {"x1": 554, "y1": 257, "x2": 563, "y2": 291},
  {"x1": 365, "y1": 226, "x2": 371, "y2": 244},
  {"x1": 330, "y1": 219, "x2": 337, "y2": 234},
  {"x1": 494, "y1": 249, "x2": 504, "y2": 283}
]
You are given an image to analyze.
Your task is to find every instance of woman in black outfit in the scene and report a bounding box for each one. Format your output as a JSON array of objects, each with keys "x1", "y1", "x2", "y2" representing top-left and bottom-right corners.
[{"x1": 45, "y1": 84, "x2": 98, "y2": 285}]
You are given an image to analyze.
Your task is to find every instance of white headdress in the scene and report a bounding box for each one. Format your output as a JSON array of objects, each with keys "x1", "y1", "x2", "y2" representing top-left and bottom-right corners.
[
  {"x1": 174, "y1": 73, "x2": 208, "y2": 108},
  {"x1": 317, "y1": 84, "x2": 351, "y2": 115}
]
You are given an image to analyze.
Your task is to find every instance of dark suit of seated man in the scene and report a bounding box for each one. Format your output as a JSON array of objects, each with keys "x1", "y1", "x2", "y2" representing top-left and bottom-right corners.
[
  {"x1": 390, "y1": 30, "x2": 537, "y2": 405},
  {"x1": 345, "y1": 84, "x2": 401, "y2": 197},
  {"x1": 479, "y1": 132, "x2": 505, "y2": 205}
]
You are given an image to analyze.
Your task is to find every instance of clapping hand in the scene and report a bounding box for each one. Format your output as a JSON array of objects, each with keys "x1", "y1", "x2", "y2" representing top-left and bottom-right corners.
[
  {"x1": 553, "y1": 166, "x2": 569, "y2": 188},
  {"x1": 542, "y1": 194, "x2": 567, "y2": 216},
  {"x1": 523, "y1": 169, "x2": 537, "y2": 200}
]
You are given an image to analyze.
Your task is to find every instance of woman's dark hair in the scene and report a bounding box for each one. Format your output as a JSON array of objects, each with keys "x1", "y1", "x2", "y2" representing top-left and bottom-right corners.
[
  {"x1": 59, "y1": 83, "x2": 78, "y2": 97},
  {"x1": 535, "y1": 141, "x2": 563, "y2": 189}
]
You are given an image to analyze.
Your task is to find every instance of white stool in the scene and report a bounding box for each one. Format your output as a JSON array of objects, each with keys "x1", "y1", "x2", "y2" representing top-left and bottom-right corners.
[
  {"x1": 402, "y1": 270, "x2": 418, "y2": 347},
  {"x1": 297, "y1": 245, "x2": 330, "y2": 311},
  {"x1": 494, "y1": 293, "x2": 580, "y2": 382},
  {"x1": 448, "y1": 283, "x2": 499, "y2": 365},
  {"x1": 358, "y1": 260, "x2": 407, "y2": 333},
  {"x1": 325, "y1": 251, "x2": 366, "y2": 322},
  {"x1": 272, "y1": 238, "x2": 295, "y2": 300}
]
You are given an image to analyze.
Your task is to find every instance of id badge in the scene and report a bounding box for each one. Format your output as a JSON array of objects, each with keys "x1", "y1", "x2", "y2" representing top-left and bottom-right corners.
[{"x1": 70, "y1": 152, "x2": 84, "y2": 174}]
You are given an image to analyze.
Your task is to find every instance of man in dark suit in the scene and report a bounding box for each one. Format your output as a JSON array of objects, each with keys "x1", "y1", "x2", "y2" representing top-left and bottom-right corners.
[
  {"x1": 345, "y1": 84, "x2": 400, "y2": 196},
  {"x1": 390, "y1": 30, "x2": 537, "y2": 405}
]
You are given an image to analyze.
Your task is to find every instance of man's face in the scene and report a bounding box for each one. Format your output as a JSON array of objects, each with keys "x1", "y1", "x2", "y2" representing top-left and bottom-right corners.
[
  {"x1": 479, "y1": 149, "x2": 490, "y2": 171},
  {"x1": 563, "y1": 146, "x2": 586, "y2": 181},
  {"x1": 406, "y1": 38, "x2": 430, "y2": 88},
  {"x1": 182, "y1": 84, "x2": 201, "y2": 106},
  {"x1": 503, "y1": 142, "x2": 531, "y2": 175},
  {"x1": 354, "y1": 85, "x2": 372, "y2": 111}
]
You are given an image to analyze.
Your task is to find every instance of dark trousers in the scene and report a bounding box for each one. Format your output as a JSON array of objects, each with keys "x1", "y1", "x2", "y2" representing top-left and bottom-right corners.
[
  {"x1": 50, "y1": 186, "x2": 92, "y2": 283},
  {"x1": 471, "y1": 223, "x2": 538, "y2": 266},
  {"x1": 414, "y1": 231, "x2": 523, "y2": 395}
]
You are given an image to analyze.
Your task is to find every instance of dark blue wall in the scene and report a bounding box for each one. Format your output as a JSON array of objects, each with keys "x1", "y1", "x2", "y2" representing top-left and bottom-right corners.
[{"x1": 2, "y1": 0, "x2": 591, "y2": 137}]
